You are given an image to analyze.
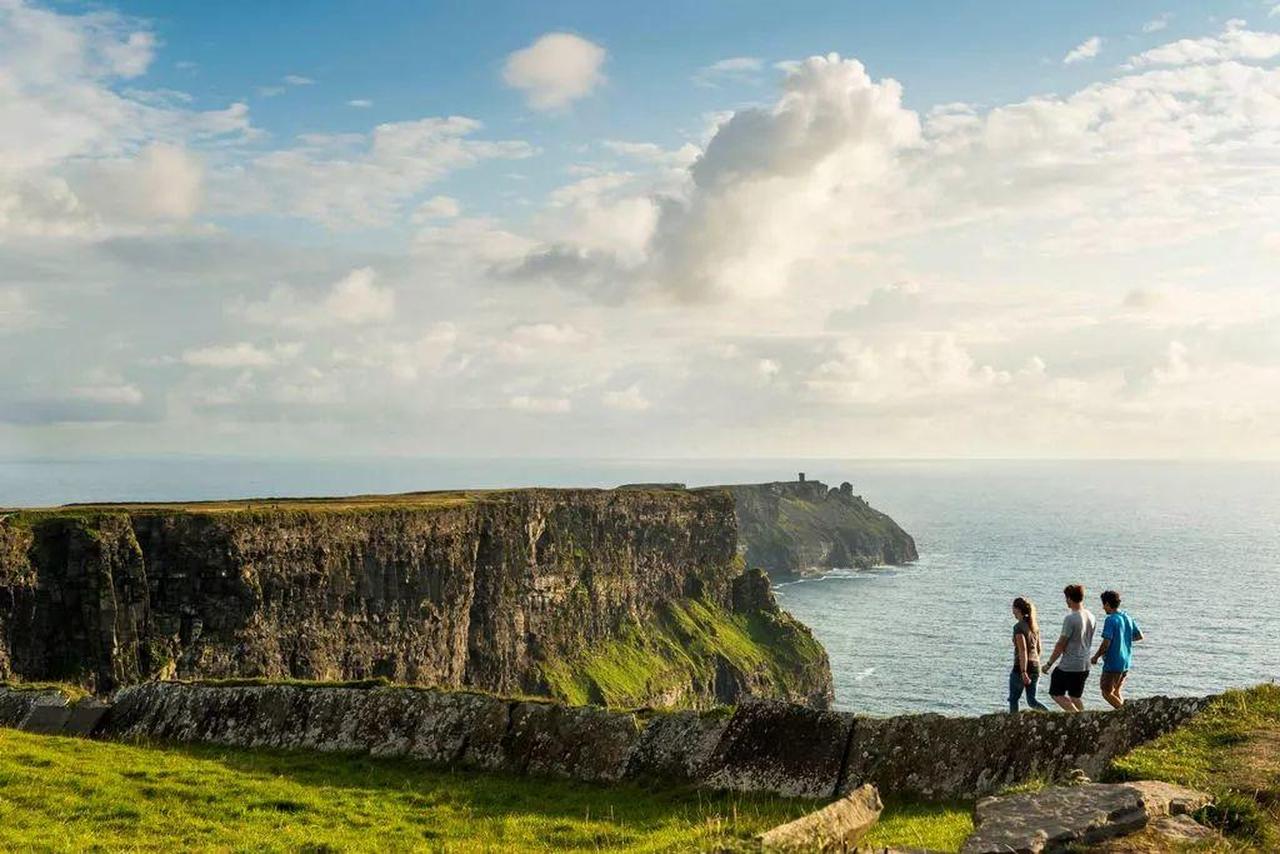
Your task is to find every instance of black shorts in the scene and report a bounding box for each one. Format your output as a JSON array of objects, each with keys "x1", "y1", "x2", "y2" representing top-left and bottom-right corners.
[{"x1": 1049, "y1": 668, "x2": 1089, "y2": 698}]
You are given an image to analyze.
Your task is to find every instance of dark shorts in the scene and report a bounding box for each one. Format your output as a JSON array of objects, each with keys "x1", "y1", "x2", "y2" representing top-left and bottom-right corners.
[{"x1": 1049, "y1": 668, "x2": 1089, "y2": 698}]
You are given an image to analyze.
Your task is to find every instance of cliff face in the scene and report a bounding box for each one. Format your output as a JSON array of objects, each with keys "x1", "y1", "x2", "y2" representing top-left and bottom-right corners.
[
  {"x1": 726, "y1": 480, "x2": 918, "y2": 579},
  {"x1": 0, "y1": 488, "x2": 832, "y2": 708}
]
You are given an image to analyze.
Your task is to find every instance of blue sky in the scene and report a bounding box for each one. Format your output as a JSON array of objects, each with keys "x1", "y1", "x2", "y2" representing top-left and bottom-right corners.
[
  {"x1": 3, "y1": 0, "x2": 1280, "y2": 459},
  {"x1": 103, "y1": 0, "x2": 1263, "y2": 230}
]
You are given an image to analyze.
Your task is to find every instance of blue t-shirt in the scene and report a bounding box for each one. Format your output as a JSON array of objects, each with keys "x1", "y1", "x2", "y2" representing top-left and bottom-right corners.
[{"x1": 1101, "y1": 610, "x2": 1141, "y2": 673}]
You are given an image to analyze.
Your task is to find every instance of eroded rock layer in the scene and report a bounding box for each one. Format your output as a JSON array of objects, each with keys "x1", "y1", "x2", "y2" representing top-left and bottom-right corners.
[{"x1": 0, "y1": 488, "x2": 832, "y2": 707}]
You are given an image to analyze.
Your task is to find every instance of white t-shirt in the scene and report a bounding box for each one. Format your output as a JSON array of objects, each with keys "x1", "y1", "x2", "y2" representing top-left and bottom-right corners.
[{"x1": 1059, "y1": 608, "x2": 1096, "y2": 672}]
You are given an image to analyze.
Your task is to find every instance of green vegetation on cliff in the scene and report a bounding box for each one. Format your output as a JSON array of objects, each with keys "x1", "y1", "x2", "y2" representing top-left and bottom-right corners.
[{"x1": 540, "y1": 597, "x2": 831, "y2": 709}]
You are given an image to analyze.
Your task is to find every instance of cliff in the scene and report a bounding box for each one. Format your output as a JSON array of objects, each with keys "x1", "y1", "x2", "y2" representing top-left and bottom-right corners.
[
  {"x1": 0, "y1": 488, "x2": 832, "y2": 708},
  {"x1": 725, "y1": 479, "x2": 918, "y2": 579}
]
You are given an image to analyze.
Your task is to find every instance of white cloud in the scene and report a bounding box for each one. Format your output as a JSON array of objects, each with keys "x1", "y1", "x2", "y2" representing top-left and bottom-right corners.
[
  {"x1": 694, "y1": 56, "x2": 765, "y2": 86},
  {"x1": 234, "y1": 267, "x2": 395, "y2": 329},
  {"x1": 347, "y1": 99, "x2": 372, "y2": 108},
  {"x1": 509, "y1": 394, "x2": 571, "y2": 413},
  {"x1": 1063, "y1": 36, "x2": 1102, "y2": 65},
  {"x1": 0, "y1": 0, "x2": 249, "y2": 237},
  {"x1": 1127, "y1": 20, "x2": 1280, "y2": 67},
  {"x1": 71, "y1": 143, "x2": 203, "y2": 223},
  {"x1": 602, "y1": 384, "x2": 651, "y2": 411},
  {"x1": 413, "y1": 194, "x2": 461, "y2": 221},
  {"x1": 222, "y1": 117, "x2": 532, "y2": 227},
  {"x1": 590, "y1": 53, "x2": 922, "y2": 299},
  {"x1": 283, "y1": 74, "x2": 314, "y2": 86},
  {"x1": 503, "y1": 32, "x2": 606, "y2": 111},
  {"x1": 182, "y1": 342, "x2": 302, "y2": 368},
  {"x1": 1142, "y1": 15, "x2": 1170, "y2": 34}
]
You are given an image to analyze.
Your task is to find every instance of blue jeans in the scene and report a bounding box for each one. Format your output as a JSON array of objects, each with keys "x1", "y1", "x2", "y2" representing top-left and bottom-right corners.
[{"x1": 1009, "y1": 667, "x2": 1048, "y2": 713}]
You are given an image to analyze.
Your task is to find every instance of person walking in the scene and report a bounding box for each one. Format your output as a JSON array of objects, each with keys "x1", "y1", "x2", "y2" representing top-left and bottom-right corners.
[
  {"x1": 1092, "y1": 590, "x2": 1144, "y2": 709},
  {"x1": 1043, "y1": 583, "x2": 1096, "y2": 712},
  {"x1": 1009, "y1": 597, "x2": 1049, "y2": 713}
]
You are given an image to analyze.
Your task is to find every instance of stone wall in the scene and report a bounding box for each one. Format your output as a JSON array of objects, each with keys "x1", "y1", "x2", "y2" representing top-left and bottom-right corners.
[
  {"x1": 0, "y1": 488, "x2": 832, "y2": 708},
  {"x1": 0, "y1": 682, "x2": 1210, "y2": 800}
]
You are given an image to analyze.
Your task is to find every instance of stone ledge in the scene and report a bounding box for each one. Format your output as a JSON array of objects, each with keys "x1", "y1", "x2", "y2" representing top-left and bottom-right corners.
[
  {"x1": 961, "y1": 780, "x2": 1213, "y2": 854},
  {"x1": 759, "y1": 783, "x2": 882, "y2": 852}
]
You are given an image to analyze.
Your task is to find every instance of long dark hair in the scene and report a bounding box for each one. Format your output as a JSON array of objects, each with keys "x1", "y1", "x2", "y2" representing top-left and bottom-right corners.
[{"x1": 1013, "y1": 597, "x2": 1040, "y2": 645}]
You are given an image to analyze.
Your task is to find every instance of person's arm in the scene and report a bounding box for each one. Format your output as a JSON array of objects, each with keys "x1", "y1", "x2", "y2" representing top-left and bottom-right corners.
[
  {"x1": 1134, "y1": 620, "x2": 1144, "y2": 642},
  {"x1": 1091, "y1": 637, "x2": 1110, "y2": 666},
  {"x1": 1044, "y1": 635, "x2": 1068, "y2": 671},
  {"x1": 1014, "y1": 632, "x2": 1030, "y2": 684}
]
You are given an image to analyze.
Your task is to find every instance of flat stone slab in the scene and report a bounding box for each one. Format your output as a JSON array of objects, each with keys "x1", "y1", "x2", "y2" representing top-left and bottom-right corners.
[
  {"x1": 962, "y1": 781, "x2": 1212, "y2": 854},
  {"x1": 759, "y1": 784, "x2": 882, "y2": 852}
]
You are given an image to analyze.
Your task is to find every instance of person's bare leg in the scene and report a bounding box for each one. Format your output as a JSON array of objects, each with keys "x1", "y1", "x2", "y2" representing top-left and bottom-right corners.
[
  {"x1": 1052, "y1": 694, "x2": 1078, "y2": 712},
  {"x1": 1071, "y1": 697, "x2": 1085, "y2": 712}
]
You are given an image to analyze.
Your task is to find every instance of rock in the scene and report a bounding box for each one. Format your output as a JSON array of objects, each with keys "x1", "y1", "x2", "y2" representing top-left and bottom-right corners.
[
  {"x1": 759, "y1": 784, "x2": 882, "y2": 852},
  {"x1": 839, "y1": 695, "x2": 1211, "y2": 800},
  {"x1": 0, "y1": 688, "x2": 65, "y2": 727},
  {"x1": 0, "y1": 488, "x2": 832, "y2": 709},
  {"x1": 699, "y1": 699, "x2": 854, "y2": 798},
  {"x1": 18, "y1": 694, "x2": 71, "y2": 734},
  {"x1": 625, "y1": 709, "x2": 730, "y2": 782},
  {"x1": 503, "y1": 701, "x2": 641, "y2": 782},
  {"x1": 1147, "y1": 813, "x2": 1218, "y2": 842},
  {"x1": 961, "y1": 781, "x2": 1213, "y2": 854},
  {"x1": 63, "y1": 697, "x2": 111, "y2": 735}
]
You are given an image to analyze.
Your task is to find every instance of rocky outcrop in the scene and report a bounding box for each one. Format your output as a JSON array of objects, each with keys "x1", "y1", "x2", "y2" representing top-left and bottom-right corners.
[
  {"x1": 962, "y1": 781, "x2": 1213, "y2": 854},
  {"x1": 724, "y1": 480, "x2": 917, "y2": 579},
  {"x1": 0, "y1": 682, "x2": 1211, "y2": 803},
  {"x1": 0, "y1": 487, "x2": 832, "y2": 708}
]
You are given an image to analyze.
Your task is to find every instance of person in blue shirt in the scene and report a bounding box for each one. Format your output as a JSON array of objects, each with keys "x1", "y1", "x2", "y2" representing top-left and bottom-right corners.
[{"x1": 1091, "y1": 590, "x2": 1144, "y2": 709}]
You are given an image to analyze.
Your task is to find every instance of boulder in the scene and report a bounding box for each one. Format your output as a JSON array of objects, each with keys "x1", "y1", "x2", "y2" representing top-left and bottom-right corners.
[
  {"x1": 503, "y1": 701, "x2": 641, "y2": 782},
  {"x1": 18, "y1": 694, "x2": 71, "y2": 734},
  {"x1": 961, "y1": 781, "x2": 1212, "y2": 854},
  {"x1": 699, "y1": 699, "x2": 854, "y2": 798},
  {"x1": 759, "y1": 784, "x2": 882, "y2": 852}
]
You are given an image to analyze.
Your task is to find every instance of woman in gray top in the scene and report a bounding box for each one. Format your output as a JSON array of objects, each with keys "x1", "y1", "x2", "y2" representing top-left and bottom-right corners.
[{"x1": 1009, "y1": 597, "x2": 1049, "y2": 713}]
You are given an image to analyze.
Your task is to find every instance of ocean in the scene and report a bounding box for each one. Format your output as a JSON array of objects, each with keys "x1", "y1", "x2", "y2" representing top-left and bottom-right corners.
[{"x1": 3, "y1": 457, "x2": 1277, "y2": 716}]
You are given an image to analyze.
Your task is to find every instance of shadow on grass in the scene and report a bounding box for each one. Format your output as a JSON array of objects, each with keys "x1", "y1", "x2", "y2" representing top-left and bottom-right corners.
[{"x1": 122, "y1": 737, "x2": 818, "y2": 829}]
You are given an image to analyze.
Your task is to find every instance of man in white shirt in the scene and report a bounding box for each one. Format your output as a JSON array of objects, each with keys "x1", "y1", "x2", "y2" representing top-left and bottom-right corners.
[{"x1": 1043, "y1": 583, "x2": 1097, "y2": 712}]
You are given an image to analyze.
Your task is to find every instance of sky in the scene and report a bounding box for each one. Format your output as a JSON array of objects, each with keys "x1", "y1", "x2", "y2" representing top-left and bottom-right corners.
[{"x1": 2, "y1": 0, "x2": 1280, "y2": 460}]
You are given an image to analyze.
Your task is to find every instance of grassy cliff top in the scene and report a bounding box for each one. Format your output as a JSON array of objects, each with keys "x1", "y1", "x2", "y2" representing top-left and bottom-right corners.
[{"x1": 1, "y1": 484, "x2": 714, "y2": 518}]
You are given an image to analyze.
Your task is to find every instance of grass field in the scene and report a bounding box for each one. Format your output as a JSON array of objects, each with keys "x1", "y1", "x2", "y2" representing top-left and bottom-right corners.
[
  {"x1": 1111, "y1": 683, "x2": 1280, "y2": 850},
  {"x1": 0, "y1": 728, "x2": 979, "y2": 853}
]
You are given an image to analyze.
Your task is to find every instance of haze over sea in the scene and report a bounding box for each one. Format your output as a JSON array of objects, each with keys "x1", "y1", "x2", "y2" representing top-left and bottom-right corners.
[{"x1": 3, "y1": 458, "x2": 1276, "y2": 717}]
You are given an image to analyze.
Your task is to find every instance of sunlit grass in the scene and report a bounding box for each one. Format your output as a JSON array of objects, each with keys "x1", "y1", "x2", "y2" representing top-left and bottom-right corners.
[{"x1": 0, "y1": 729, "x2": 816, "y2": 852}]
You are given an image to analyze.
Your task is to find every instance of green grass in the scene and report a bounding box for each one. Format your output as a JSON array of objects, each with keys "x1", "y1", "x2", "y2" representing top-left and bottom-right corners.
[
  {"x1": 0, "y1": 729, "x2": 819, "y2": 853},
  {"x1": 861, "y1": 798, "x2": 974, "y2": 853},
  {"x1": 0, "y1": 681, "x2": 88, "y2": 701},
  {"x1": 1111, "y1": 683, "x2": 1280, "y2": 849},
  {"x1": 540, "y1": 598, "x2": 827, "y2": 708}
]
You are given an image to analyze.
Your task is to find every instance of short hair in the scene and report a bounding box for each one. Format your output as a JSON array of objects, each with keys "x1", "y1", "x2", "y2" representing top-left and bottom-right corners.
[
  {"x1": 1101, "y1": 590, "x2": 1121, "y2": 609},
  {"x1": 1063, "y1": 584, "x2": 1085, "y2": 603}
]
